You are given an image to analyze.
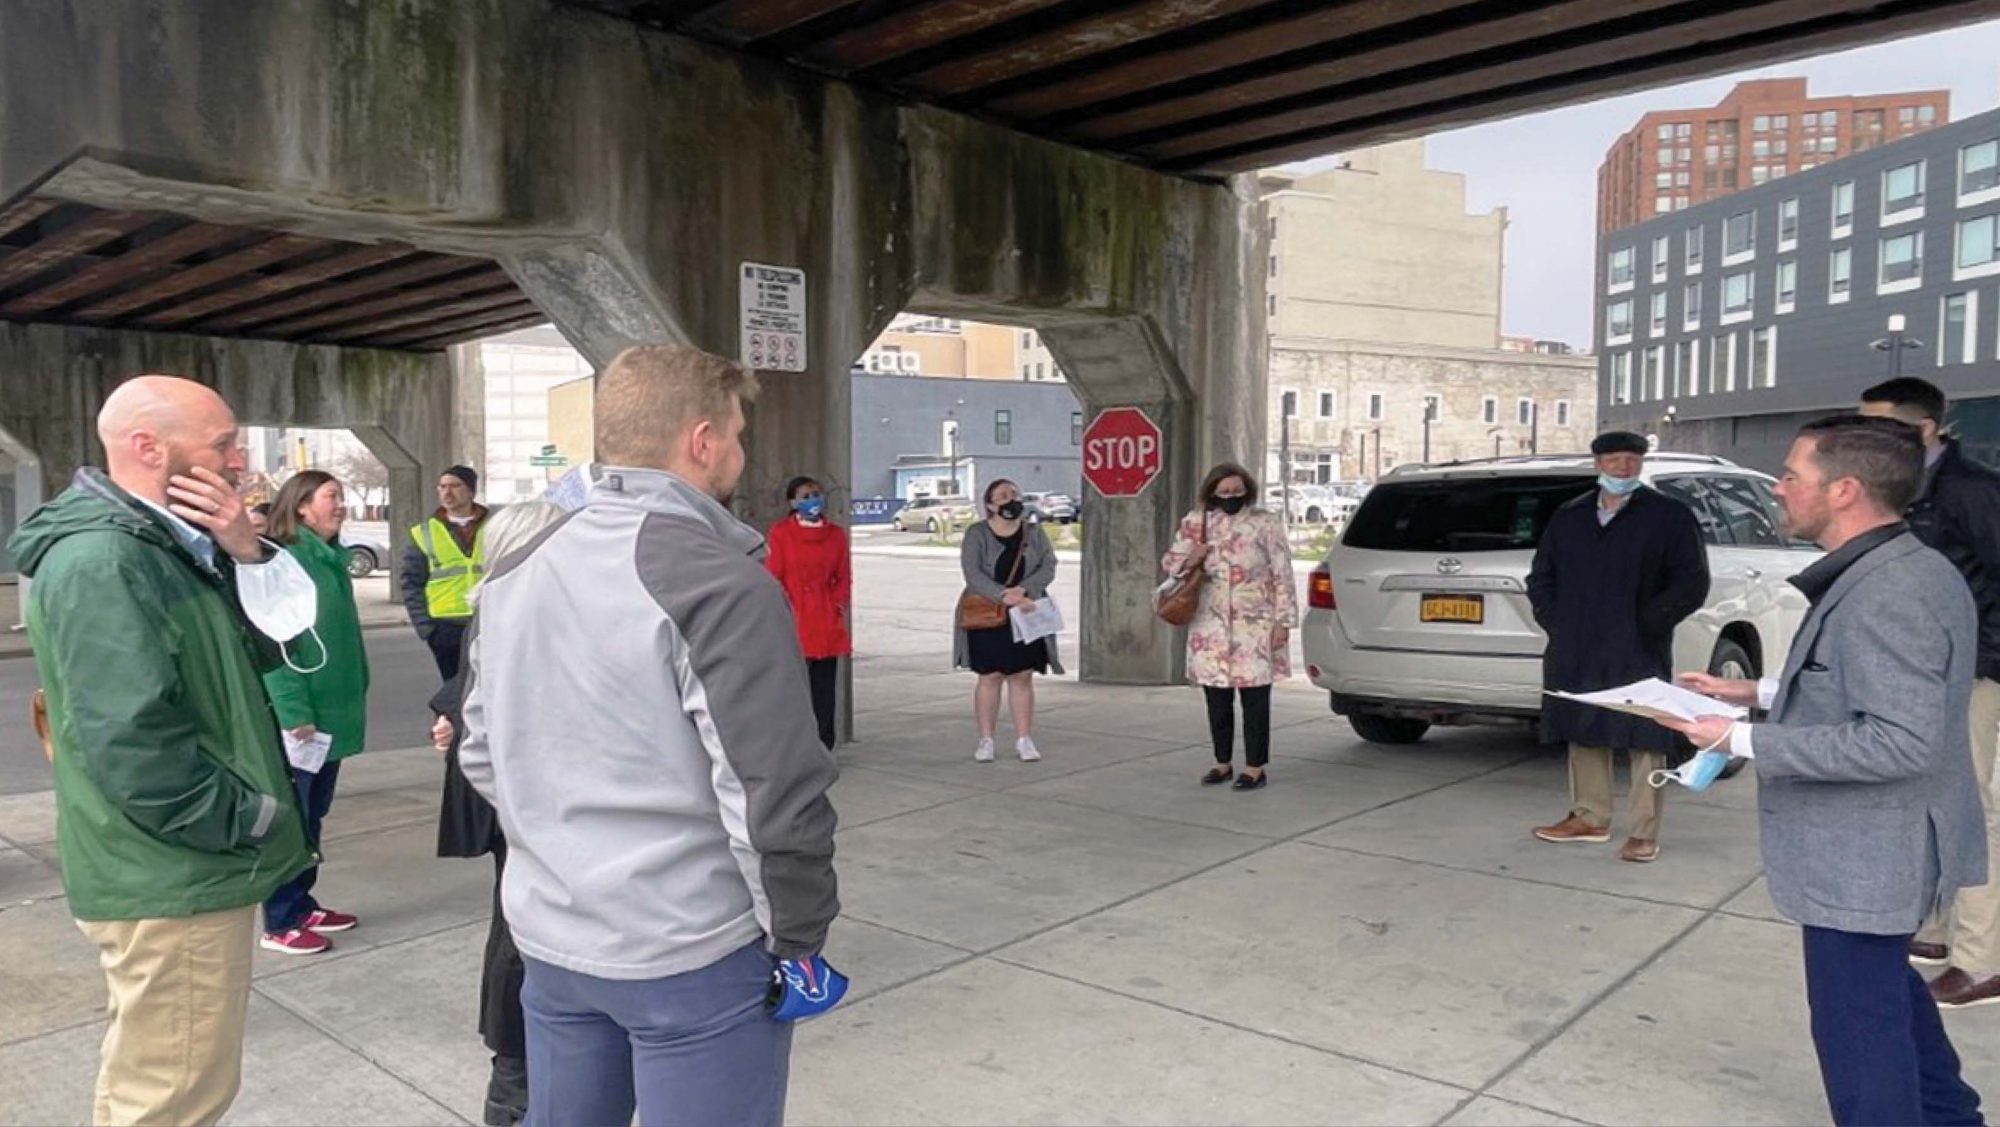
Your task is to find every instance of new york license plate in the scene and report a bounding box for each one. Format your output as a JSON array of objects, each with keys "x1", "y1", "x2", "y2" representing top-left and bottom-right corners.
[{"x1": 1420, "y1": 594, "x2": 1486, "y2": 624}]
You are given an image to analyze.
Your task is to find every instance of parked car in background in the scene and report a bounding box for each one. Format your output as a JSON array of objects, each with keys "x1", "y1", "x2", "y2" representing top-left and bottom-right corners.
[
  {"x1": 1302, "y1": 453, "x2": 1817, "y2": 744},
  {"x1": 339, "y1": 528, "x2": 390, "y2": 578},
  {"x1": 1023, "y1": 492, "x2": 1078, "y2": 524},
  {"x1": 1266, "y1": 484, "x2": 1338, "y2": 523},
  {"x1": 892, "y1": 495, "x2": 976, "y2": 534}
]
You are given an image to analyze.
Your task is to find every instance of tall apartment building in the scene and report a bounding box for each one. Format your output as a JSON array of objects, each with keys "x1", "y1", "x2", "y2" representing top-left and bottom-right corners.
[{"x1": 1598, "y1": 78, "x2": 1949, "y2": 234}]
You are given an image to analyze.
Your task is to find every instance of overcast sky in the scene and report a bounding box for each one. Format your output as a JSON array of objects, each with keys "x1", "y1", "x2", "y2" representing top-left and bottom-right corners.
[{"x1": 1298, "y1": 20, "x2": 2000, "y2": 347}]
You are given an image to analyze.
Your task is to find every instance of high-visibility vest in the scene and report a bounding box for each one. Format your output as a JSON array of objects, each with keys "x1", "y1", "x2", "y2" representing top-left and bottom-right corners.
[{"x1": 410, "y1": 517, "x2": 486, "y2": 621}]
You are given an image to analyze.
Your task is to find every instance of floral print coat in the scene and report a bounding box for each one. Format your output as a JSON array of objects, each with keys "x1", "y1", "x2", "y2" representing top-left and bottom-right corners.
[{"x1": 1161, "y1": 506, "x2": 1299, "y2": 689}]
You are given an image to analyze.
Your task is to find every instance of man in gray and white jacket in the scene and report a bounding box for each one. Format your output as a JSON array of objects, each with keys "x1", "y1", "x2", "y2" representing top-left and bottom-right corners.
[
  {"x1": 1675, "y1": 415, "x2": 1984, "y2": 1127},
  {"x1": 460, "y1": 344, "x2": 838, "y2": 1127}
]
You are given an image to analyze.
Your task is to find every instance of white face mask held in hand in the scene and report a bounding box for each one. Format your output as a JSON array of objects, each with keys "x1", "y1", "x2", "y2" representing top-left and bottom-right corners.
[{"x1": 236, "y1": 547, "x2": 327, "y2": 674}]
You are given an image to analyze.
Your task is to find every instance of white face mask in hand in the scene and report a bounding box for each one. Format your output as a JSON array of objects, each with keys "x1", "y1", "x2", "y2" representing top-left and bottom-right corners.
[{"x1": 236, "y1": 548, "x2": 326, "y2": 674}]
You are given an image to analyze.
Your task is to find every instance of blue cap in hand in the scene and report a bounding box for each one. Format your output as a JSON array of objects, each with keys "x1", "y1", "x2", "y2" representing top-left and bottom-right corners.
[{"x1": 769, "y1": 954, "x2": 849, "y2": 1022}]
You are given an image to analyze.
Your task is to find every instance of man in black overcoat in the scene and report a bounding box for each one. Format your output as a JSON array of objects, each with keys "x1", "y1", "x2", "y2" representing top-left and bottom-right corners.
[{"x1": 1528, "y1": 431, "x2": 1710, "y2": 863}]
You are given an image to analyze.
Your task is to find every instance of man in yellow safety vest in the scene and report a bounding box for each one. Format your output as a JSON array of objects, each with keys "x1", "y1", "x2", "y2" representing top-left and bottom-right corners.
[{"x1": 400, "y1": 465, "x2": 490, "y2": 680}]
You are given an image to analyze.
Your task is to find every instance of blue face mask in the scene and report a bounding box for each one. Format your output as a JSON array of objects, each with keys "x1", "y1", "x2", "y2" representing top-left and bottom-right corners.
[
  {"x1": 1649, "y1": 748, "x2": 1732, "y2": 792},
  {"x1": 1599, "y1": 474, "x2": 1643, "y2": 496},
  {"x1": 793, "y1": 495, "x2": 826, "y2": 520}
]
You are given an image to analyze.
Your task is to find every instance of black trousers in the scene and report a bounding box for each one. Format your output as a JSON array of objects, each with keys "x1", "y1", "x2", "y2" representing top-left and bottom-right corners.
[
  {"x1": 1802, "y1": 925, "x2": 1981, "y2": 1126},
  {"x1": 1203, "y1": 685, "x2": 1272, "y2": 768},
  {"x1": 480, "y1": 841, "x2": 527, "y2": 1060},
  {"x1": 426, "y1": 620, "x2": 468, "y2": 682},
  {"x1": 807, "y1": 658, "x2": 840, "y2": 750}
]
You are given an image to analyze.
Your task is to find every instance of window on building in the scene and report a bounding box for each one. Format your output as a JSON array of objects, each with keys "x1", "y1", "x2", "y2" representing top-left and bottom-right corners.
[
  {"x1": 1773, "y1": 114, "x2": 1789, "y2": 131},
  {"x1": 1752, "y1": 327, "x2": 1775, "y2": 388},
  {"x1": 1723, "y1": 271, "x2": 1753, "y2": 318},
  {"x1": 1268, "y1": 216, "x2": 1277, "y2": 238},
  {"x1": 1684, "y1": 280, "x2": 1702, "y2": 327},
  {"x1": 1071, "y1": 411, "x2": 1083, "y2": 446},
  {"x1": 1657, "y1": 123, "x2": 1674, "y2": 141},
  {"x1": 1754, "y1": 115, "x2": 1770, "y2": 132},
  {"x1": 1900, "y1": 107, "x2": 1918, "y2": 127},
  {"x1": 1656, "y1": 147, "x2": 1674, "y2": 166},
  {"x1": 1921, "y1": 105, "x2": 1937, "y2": 125},
  {"x1": 1652, "y1": 234, "x2": 1670, "y2": 281},
  {"x1": 1319, "y1": 391, "x2": 1336, "y2": 418},
  {"x1": 1752, "y1": 139, "x2": 1770, "y2": 159},
  {"x1": 1021, "y1": 330, "x2": 1033, "y2": 348},
  {"x1": 1830, "y1": 246, "x2": 1853, "y2": 302},
  {"x1": 1651, "y1": 291, "x2": 1668, "y2": 333},
  {"x1": 1281, "y1": 390, "x2": 1298, "y2": 418},
  {"x1": 1705, "y1": 144, "x2": 1720, "y2": 164},
  {"x1": 1609, "y1": 246, "x2": 1635, "y2": 288},
  {"x1": 1883, "y1": 160, "x2": 1926, "y2": 218},
  {"x1": 1676, "y1": 339, "x2": 1696, "y2": 398},
  {"x1": 1774, "y1": 137, "x2": 1788, "y2": 157},
  {"x1": 1777, "y1": 260, "x2": 1798, "y2": 312},
  {"x1": 1482, "y1": 396, "x2": 1498, "y2": 424},
  {"x1": 1556, "y1": 400, "x2": 1572, "y2": 427},
  {"x1": 993, "y1": 409, "x2": 1013, "y2": 445},
  {"x1": 1751, "y1": 166, "x2": 1770, "y2": 186},
  {"x1": 1611, "y1": 352, "x2": 1632, "y2": 405},
  {"x1": 1686, "y1": 226, "x2": 1704, "y2": 272},
  {"x1": 1608, "y1": 298, "x2": 1634, "y2": 340},
  {"x1": 1655, "y1": 196, "x2": 1673, "y2": 215},
  {"x1": 1723, "y1": 167, "x2": 1739, "y2": 189},
  {"x1": 1517, "y1": 398, "x2": 1533, "y2": 425},
  {"x1": 1962, "y1": 140, "x2": 2000, "y2": 199},
  {"x1": 1644, "y1": 346, "x2": 1664, "y2": 401},
  {"x1": 1881, "y1": 231, "x2": 1924, "y2": 290},
  {"x1": 1269, "y1": 255, "x2": 1278, "y2": 277},
  {"x1": 1779, "y1": 198, "x2": 1799, "y2": 247},
  {"x1": 1655, "y1": 171, "x2": 1674, "y2": 189},
  {"x1": 1832, "y1": 180, "x2": 1855, "y2": 235},
  {"x1": 1367, "y1": 393, "x2": 1384, "y2": 422},
  {"x1": 1960, "y1": 214, "x2": 2000, "y2": 274},
  {"x1": 1724, "y1": 211, "x2": 1755, "y2": 259},
  {"x1": 1941, "y1": 292, "x2": 1971, "y2": 365},
  {"x1": 1714, "y1": 333, "x2": 1734, "y2": 393}
]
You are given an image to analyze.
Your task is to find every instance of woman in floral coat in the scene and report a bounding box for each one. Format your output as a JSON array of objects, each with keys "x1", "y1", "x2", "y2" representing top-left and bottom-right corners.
[{"x1": 1161, "y1": 462, "x2": 1299, "y2": 790}]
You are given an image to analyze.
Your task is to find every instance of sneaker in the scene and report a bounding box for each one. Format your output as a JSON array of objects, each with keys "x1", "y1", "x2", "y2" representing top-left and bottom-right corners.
[
  {"x1": 261, "y1": 928, "x2": 332, "y2": 956},
  {"x1": 974, "y1": 738, "x2": 995, "y2": 763},
  {"x1": 1532, "y1": 814, "x2": 1611, "y2": 844},
  {"x1": 1910, "y1": 941, "x2": 1952, "y2": 966},
  {"x1": 1017, "y1": 737, "x2": 1042, "y2": 763},
  {"x1": 1931, "y1": 967, "x2": 2000, "y2": 1009},
  {"x1": 302, "y1": 908, "x2": 358, "y2": 933}
]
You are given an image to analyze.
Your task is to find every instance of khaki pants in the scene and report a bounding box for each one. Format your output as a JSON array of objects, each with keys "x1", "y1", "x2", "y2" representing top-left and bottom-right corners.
[
  {"x1": 1918, "y1": 678, "x2": 2000, "y2": 975},
  {"x1": 74, "y1": 905, "x2": 257, "y2": 1127},
  {"x1": 1569, "y1": 744, "x2": 1665, "y2": 841}
]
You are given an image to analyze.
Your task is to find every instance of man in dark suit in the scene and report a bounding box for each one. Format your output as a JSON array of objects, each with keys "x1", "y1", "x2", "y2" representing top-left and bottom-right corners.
[
  {"x1": 1676, "y1": 415, "x2": 1985, "y2": 1126},
  {"x1": 1529, "y1": 430, "x2": 1710, "y2": 863}
]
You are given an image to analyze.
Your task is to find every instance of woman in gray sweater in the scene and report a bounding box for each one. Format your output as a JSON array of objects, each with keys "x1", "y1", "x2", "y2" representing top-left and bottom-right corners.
[{"x1": 954, "y1": 479, "x2": 1063, "y2": 762}]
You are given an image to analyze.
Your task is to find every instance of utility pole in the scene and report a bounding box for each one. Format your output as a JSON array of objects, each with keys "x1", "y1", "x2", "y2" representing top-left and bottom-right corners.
[
  {"x1": 1279, "y1": 409, "x2": 1292, "y2": 524},
  {"x1": 1421, "y1": 397, "x2": 1438, "y2": 464},
  {"x1": 1529, "y1": 400, "x2": 1540, "y2": 455}
]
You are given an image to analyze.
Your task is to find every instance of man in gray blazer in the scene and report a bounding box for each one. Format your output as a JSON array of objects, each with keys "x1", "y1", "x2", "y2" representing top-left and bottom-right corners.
[{"x1": 1673, "y1": 415, "x2": 1984, "y2": 1127}]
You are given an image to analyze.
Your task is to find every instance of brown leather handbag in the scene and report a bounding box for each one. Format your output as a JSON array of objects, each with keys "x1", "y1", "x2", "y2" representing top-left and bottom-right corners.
[
  {"x1": 1156, "y1": 512, "x2": 1210, "y2": 628},
  {"x1": 958, "y1": 535, "x2": 1026, "y2": 631}
]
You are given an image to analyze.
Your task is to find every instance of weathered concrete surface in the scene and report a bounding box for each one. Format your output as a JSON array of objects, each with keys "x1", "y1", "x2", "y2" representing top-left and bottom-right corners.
[
  {"x1": 0, "y1": 322, "x2": 462, "y2": 569},
  {"x1": 0, "y1": 0, "x2": 1266, "y2": 683}
]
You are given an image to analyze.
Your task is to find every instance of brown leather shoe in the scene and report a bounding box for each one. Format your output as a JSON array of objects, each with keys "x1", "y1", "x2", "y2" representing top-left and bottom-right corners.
[
  {"x1": 1619, "y1": 838, "x2": 1660, "y2": 863},
  {"x1": 1909, "y1": 941, "x2": 1952, "y2": 966},
  {"x1": 1931, "y1": 968, "x2": 2000, "y2": 1009},
  {"x1": 1532, "y1": 814, "x2": 1611, "y2": 844}
]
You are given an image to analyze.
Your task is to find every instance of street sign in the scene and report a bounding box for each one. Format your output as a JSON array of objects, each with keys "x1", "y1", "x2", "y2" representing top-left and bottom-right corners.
[
  {"x1": 739, "y1": 262, "x2": 807, "y2": 372},
  {"x1": 1081, "y1": 407, "x2": 1163, "y2": 498},
  {"x1": 528, "y1": 455, "x2": 567, "y2": 467}
]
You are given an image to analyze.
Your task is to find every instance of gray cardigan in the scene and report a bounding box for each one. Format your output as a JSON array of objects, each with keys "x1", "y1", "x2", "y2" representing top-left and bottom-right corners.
[
  {"x1": 1753, "y1": 531, "x2": 1988, "y2": 934},
  {"x1": 951, "y1": 520, "x2": 1063, "y2": 674}
]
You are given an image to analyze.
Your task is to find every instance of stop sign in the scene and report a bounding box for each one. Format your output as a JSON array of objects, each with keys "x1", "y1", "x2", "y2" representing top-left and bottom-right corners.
[{"x1": 1081, "y1": 407, "x2": 1163, "y2": 498}]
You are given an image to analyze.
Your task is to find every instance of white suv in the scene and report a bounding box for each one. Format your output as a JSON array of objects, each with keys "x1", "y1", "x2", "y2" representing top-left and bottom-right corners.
[{"x1": 1303, "y1": 454, "x2": 1818, "y2": 744}]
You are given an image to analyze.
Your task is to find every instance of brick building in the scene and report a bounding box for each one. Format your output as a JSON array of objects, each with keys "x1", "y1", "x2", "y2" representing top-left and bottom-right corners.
[{"x1": 1598, "y1": 78, "x2": 1949, "y2": 234}]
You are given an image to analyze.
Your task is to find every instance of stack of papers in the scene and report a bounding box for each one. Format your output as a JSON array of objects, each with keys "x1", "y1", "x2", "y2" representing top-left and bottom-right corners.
[
  {"x1": 1009, "y1": 597, "x2": 1065, "y2": 644},
  {"x1": 1546, "y1": 678, "x2": 1746, "y2": 723},
  {"x1": 282, "y1": 730, "x2": 334, "y2": 774}
]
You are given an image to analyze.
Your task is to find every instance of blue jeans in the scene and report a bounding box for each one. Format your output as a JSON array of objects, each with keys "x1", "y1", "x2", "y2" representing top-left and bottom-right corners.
[
  {"x1": 1802, "y1": 926, "x2": 1983, "y2": 1126},
  {"x1": 263, "y1": 761, "x2": 340, "y2": 934},
  {"x1": 521, "y1": 942, "x2": 791, "y2": 1127}
]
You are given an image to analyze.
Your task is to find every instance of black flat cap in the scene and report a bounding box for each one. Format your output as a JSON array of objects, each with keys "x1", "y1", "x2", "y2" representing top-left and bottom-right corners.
[{"x1": 1590, "y1": 431, "x2": 1649, "y2": 457}]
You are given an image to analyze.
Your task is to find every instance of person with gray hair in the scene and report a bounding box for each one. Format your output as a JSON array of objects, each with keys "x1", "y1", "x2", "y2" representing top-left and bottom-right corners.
[
  {"x1": 1674, "y1": 414, "x2": 1985, "y2": 1125},
  {"x1": 427, "y1": 500, "x2": 565, "y2": 1127}
]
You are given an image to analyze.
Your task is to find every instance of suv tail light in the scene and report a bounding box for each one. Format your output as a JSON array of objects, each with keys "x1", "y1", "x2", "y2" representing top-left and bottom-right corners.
[{"x1": 1308, "y1": 564, "x2": 1335, "y2": 610}]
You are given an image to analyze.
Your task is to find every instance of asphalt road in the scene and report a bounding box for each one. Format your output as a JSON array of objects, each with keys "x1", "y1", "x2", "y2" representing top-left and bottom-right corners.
[{"x1": 0, "y1": 628, "x2": 443, "y2": 797}]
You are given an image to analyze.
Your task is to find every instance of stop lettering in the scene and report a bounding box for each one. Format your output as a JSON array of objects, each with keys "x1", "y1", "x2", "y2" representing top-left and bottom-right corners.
[{"x1": 1081, "y1": 407, "x2": 1163, "y2": 498}]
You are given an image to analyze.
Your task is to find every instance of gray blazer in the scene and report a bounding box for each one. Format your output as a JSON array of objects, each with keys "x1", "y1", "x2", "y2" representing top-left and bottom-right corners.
[
  {"x1": 1754, "y1": 532, "x2": 1988, "y2": 934},
  {"x1": 951, "y1": 520, "x2": 1064, "y2": 674}
]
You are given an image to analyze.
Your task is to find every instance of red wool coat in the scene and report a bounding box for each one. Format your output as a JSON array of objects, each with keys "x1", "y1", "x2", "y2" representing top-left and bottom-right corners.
[{"x1": 765, "y1": 516, "x2": 852, "y2": 660}]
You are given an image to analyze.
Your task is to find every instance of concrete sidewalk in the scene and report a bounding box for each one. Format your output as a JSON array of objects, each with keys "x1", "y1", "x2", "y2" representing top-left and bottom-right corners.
[{"x1": 2, "y1": 672, "x2": 1996, "y2": 1124}]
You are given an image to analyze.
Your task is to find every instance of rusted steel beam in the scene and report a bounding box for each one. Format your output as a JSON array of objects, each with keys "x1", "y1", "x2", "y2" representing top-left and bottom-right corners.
[
  {"x1": 350, "y1": 300, "x2": 547, "y2": 348},
  {"x1": 287, "y1": 285, "x2": 528, "y2": 342},
  {"x1": 71, "y1": 233, "x2": 322, "y2": 321},
  {"x1": 802, "y1": 0, "x2": 1059, "y2": 73},
  {"x1": 0, "y1": 198, "x2": 59, "y2": 242},
  {"x1": 135, "y1": 243, "x2": 418, "y2": 328},
  {"x1": 682, "y1": 0, "x2": 859, "y2": 44},
  {"x1": 2, "y1": 221, "x2": 248, "y2": 317},
  {"x1": 244, "y1": 267, "x2": 517, "y2": 337},
  {"x1": 0, "y1": 210, "x2": 153, "y2": 295}
]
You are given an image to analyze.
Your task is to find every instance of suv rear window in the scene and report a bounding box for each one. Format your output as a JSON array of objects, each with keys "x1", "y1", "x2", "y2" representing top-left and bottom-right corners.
[{"x1": 1343, "y1": 476, "x2": 1595, "y2": 552}]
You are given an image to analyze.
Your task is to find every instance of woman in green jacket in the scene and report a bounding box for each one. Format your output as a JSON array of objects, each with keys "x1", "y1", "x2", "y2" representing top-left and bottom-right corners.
[{"x1": 258, "y1": 470, "x2": 372, "y2": 956}]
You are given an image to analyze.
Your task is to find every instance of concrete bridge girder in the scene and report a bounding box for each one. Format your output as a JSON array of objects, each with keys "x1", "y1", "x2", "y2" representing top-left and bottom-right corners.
[{"x1": 0, "y1": 0, "x2": 1267, "y2": 684}]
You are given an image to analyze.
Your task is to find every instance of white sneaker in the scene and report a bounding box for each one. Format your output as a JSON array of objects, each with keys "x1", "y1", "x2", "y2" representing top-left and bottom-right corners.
[
  {"x1": 1016, "y1": 737, "x2": 1042, "y2": 762},
  {"x1": 974, "y1": 738, "x2": 996, "y2": 763}
]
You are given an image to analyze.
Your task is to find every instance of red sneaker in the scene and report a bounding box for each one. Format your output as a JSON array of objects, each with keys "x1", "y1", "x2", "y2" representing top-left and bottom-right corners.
[
  {"x1": 301, "y1": 908, "x2": 358, "y2": 933},
  {"x1": 260, "y1": 928, "x2": 332, "y2": 956}
]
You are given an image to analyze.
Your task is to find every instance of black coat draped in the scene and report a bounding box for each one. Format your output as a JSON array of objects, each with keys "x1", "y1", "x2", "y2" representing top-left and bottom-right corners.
[
  {"x1": 432, "y1": 642, "x2": 503, "y2": 859},
  {"x1": 1528, "y1": 486, "x2": 1710, "y2": 753}
]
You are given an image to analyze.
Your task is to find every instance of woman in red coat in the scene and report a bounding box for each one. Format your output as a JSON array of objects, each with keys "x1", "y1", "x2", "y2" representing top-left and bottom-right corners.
[{"x1": 767, "y1": 476, "x2": 852, "y2": 749}]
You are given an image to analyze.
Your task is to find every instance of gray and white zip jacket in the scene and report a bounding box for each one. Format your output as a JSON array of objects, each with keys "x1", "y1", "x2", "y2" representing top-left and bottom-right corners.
[{"x1": 459, "y1": 467, "x2": 839, "y2": 980}]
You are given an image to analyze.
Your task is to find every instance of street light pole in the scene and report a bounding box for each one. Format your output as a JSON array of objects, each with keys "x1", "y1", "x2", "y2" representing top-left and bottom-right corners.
[
  {"x1": 1529, "y1": 401, "x2": 1539, "y2": 455},
  {"x1": 1872, "y1": 313, "x2": 1924, "y2": 377},
  {"x1": 1421, "y1": 398, "x2": 1437, "y2": 464}
]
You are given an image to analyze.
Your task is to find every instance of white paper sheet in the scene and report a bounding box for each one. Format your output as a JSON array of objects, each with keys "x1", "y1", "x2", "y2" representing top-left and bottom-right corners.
[
  {"x1": 283, "y1": 730, "x2": 333, "y2": 774},
  {"x1": 1009, "y1": 597, "x2": 1065, "y2": 644},
  {"x1": 1546, "y1": 678, "x2": 1747, "y2": 724}
]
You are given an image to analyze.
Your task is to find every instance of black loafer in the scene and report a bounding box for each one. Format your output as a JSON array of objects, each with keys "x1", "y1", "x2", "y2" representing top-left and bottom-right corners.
[
  {"x1": 1232, "y1": 772, "x2": 1267, "y2": 791},
  {"x1": 1201, "y1": 766, "x2": 1234, "y2": 786}
]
